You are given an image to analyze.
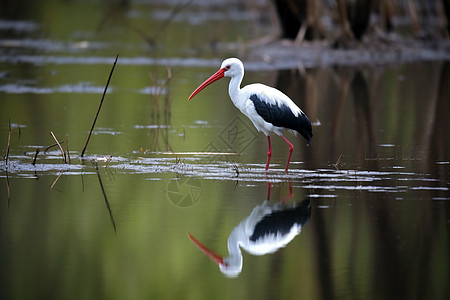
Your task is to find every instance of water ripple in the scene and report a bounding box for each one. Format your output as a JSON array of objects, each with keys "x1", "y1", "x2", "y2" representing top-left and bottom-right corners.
[{"x1": 1, "y1": 153, "x2": 447, "y2": 197}]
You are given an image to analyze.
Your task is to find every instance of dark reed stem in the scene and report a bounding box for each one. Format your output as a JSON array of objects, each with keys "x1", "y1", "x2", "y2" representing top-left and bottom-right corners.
[
  {"x1": 44, "y1": 142, "x2": 64, "y2": 154},
  {"x1": 81, "y1": 54, "x2": 119, "y2": 157},
  {"x1": 32, "y1": 149, "x2": 40, "y2": 166}
]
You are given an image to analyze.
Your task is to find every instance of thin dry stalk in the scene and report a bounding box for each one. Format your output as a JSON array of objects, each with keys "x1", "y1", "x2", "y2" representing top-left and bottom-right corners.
[
  {"x1": 81, "y1": 54, "x2": 119, "y2": 157},
  {"x1": 333, "y1": 153, "x2": 343, "y2": 170},
  {"x1": 50, "y1": 131, "x2": 67, "y2": 164}
]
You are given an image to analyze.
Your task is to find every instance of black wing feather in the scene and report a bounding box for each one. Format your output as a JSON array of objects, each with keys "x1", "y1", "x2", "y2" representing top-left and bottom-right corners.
[
  {"x1": 250, "y1": 94, "x2": 313, "y2": 143},
  {"x1": 250, "y1": 198, "x2": 311, "y2": 243}
]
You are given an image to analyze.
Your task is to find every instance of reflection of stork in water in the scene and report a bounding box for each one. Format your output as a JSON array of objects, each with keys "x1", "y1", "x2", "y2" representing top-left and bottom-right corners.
[{"x1": 188, "y1": 182, "x2": 311, "y2": 277}]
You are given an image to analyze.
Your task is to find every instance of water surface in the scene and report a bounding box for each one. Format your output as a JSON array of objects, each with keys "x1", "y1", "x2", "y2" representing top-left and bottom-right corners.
[{"x1": 1, "y1": 1, "x2": 449, "y2": 299}]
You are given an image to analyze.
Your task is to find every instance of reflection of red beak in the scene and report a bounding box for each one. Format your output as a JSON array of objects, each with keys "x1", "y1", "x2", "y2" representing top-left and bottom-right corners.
[
  {"x1": 188, "y1": 233, "x2": 226, "y2": 266},
  {"x1": 188, "y1": 68, "x2": 226, "y2": 100}
]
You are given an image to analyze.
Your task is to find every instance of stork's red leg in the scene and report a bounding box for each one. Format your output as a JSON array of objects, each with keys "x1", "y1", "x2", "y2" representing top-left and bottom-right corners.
[
  {"x1": 266, "y1": 136, "x2": 272, "y2": 170},
  {"x1": 282, "y1": 180, "x2": 293, "y2": 202},
  {"x1": 281, "y1": 135, "x2": 294, "y2": 172},
  {"x1": 266, "y1": 181, "x2": 272, "y2": 200}
]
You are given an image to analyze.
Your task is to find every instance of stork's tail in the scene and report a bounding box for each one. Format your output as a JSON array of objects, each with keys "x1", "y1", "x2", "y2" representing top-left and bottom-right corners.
[{"x1": 297, "y1": 112, "x2": 313, "y2": 145}]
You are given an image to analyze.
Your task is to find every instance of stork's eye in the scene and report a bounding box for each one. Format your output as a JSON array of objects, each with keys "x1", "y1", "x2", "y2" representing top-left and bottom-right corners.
[{"x1": 225, "y1": 65, "x2": 231, "y2": 70}]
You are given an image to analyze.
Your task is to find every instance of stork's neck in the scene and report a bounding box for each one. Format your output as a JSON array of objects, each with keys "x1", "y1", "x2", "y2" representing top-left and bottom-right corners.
[
  {"x1": 228, "y1": 71, "x2": 243, "y2": 107},
  {"x1": 224, "y1": 228, "x2": 243, "y2": 270},
  {"x1": 227, "y1": 229, "x2": 242, "y2": 255}
]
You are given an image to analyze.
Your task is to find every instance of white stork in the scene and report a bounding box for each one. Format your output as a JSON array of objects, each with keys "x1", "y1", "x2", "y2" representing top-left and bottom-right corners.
[
  {"x1": 188, "y1": 57, "x2": 313, "y2": 172},
  {"x1": 188, "y1": 197, "x2": 311, "y2": 277}
]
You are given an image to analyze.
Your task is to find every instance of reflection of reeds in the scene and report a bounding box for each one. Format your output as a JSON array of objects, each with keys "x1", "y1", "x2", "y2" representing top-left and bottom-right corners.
[
  {"x1": 148, "y1": 67, "x2": 174, "y2": 152},
  {"x1": 50, "y1": 172, "x2": 64, "y2": 190},
  {"x1": 81, "y1": 54, "x2": 118, "y2": 157},
  {"x1": 32, "y1": 149, "x2": 40, "y2": 166},
  {"x1": 232, "y1": 164, "x2": 240, "y2": 177},
  {"x1": 5, "y1": 170, "x2": 11, "y2": 208},
  {"x1": 333, "y1": 153, "x2": 343, "y2": 170},
  {"x1": 5, "y1": 119, "x2": 11, "y2": 167},
  {"x1": 66, "y1": 136, "x2": 71, "y2": 164},
  {"x1": 95, "y1": 162, "x2": 117, "y2": 234}
]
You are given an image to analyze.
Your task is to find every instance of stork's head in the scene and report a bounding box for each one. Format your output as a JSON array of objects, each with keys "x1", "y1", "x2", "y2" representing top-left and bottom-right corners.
[
  {"x1": 188, "y1": 57, "x2": 244, "y2": 100},
  {"x1": 188, "y1": 233, "x2": 243, "y2": 277},
  {"x1": 220, "y1": 57, "x2": 244, "y2": 78}
]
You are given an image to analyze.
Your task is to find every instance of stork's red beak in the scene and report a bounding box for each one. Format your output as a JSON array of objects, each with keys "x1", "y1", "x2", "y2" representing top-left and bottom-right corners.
[
  {"x1": 188, "y1": 68, "x2": 226, "y2": 100},
  {"x1": 188, "y1": 233, "x2": 226, "y2": 266}
]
